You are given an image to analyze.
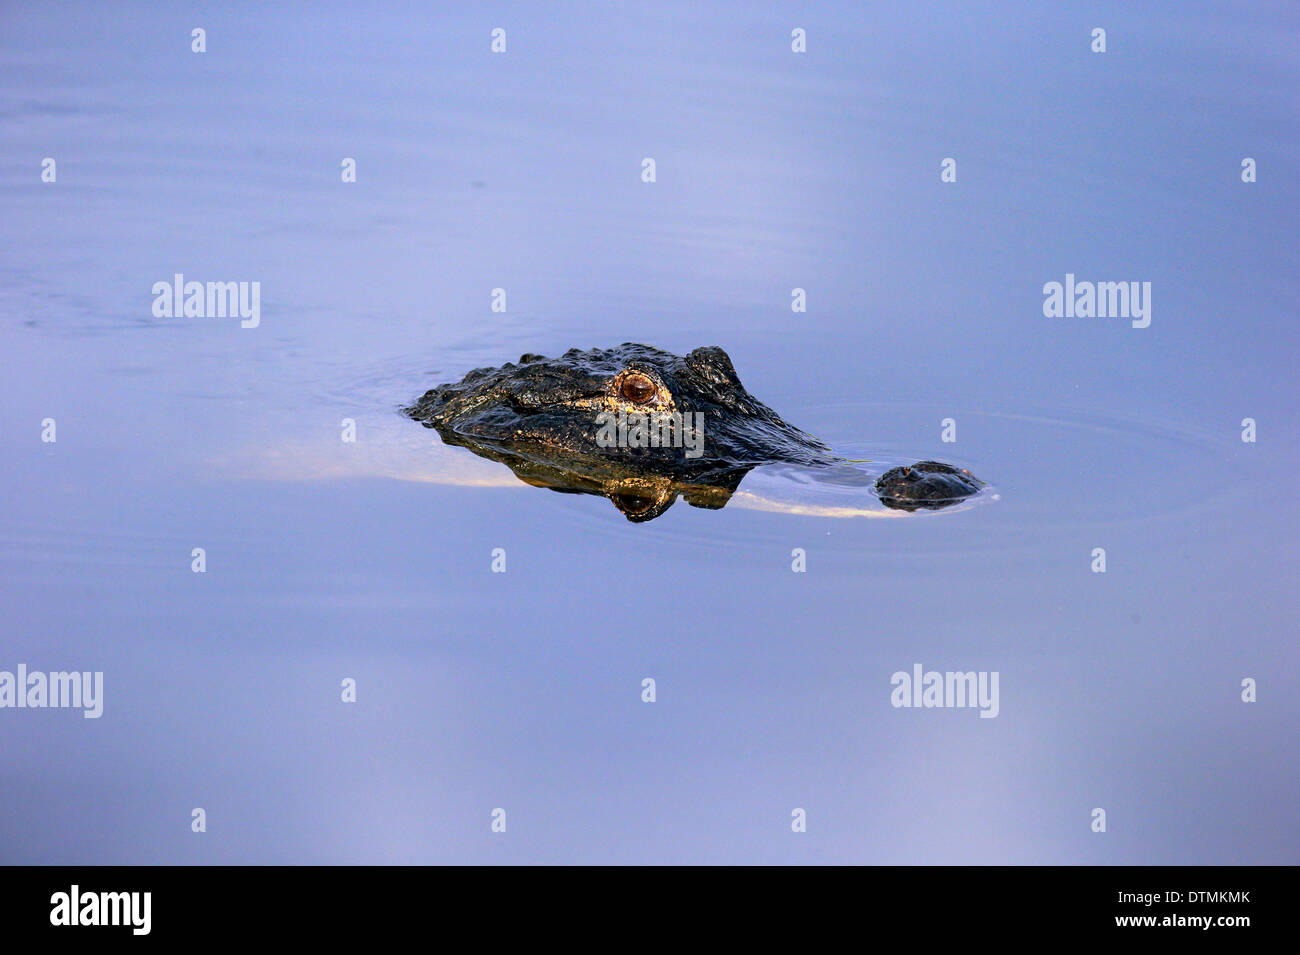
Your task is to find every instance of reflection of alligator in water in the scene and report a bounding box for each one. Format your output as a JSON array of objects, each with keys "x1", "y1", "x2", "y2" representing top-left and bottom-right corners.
[{"x1": 404, "y1": 344, "x2": 983, "y2": 521}]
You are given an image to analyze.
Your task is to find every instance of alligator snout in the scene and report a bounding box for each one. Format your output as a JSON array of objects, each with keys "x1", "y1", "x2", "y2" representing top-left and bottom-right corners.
[{"x1": 874, "y1": 461, "x2": 983, "y2": 511}]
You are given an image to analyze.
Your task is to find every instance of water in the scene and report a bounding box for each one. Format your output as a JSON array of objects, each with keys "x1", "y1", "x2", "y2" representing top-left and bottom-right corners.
[{"x1": 1, "y1": 2, "x2": 1296, "y2": 863}]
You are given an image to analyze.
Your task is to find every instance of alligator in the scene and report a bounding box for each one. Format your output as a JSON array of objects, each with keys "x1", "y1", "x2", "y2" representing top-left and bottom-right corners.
[{"x1": 404, "y1": 344, "x2": 983, "y2": 521}]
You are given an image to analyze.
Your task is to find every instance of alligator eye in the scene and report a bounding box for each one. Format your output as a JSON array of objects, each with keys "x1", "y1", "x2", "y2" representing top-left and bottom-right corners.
[{"x1": 619, "y1": 373, "x2": 656, "y2": 404}]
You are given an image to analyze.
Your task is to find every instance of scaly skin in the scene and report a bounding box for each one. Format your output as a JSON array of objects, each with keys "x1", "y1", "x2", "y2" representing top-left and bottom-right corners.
[{"x1": 405, "y1": 344, "x2": 982, "y2": 520}]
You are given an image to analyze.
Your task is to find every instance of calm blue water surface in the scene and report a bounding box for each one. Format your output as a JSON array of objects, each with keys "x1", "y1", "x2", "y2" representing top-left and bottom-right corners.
[{"x1": 1, "y1": 2, "x2": 1296, "y2": 863}]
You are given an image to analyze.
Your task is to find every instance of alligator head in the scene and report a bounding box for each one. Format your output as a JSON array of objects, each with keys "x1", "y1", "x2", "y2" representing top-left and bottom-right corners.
[{"x1": 404, "y1": 344, "x2": 982, "y2": 520}]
